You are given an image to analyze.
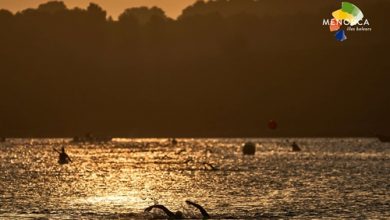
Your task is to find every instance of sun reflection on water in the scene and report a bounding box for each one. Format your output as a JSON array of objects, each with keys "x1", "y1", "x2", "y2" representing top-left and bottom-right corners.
[
  {"x1": 81, "y1": 195, "x2": 144, "y2": 204},
  {"x1": 0, "y1": 138, "x2": 389, "y2": 219}
]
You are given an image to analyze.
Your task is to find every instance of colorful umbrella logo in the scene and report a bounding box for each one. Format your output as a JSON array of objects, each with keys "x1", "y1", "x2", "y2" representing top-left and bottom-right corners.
[
  {"x1": 328, "y1": 2, "x2": 364, "y2": 42},
  {"x1": 332, "y1": 2, "x2": 364, "y2": 26}
]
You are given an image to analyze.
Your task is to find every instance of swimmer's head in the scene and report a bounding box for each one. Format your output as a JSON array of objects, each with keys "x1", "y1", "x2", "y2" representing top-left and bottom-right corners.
[{"x1": 175, "y1": 211, "x2": 183, "y2": 218}]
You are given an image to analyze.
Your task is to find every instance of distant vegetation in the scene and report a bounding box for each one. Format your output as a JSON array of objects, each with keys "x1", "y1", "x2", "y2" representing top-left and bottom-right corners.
[{"x1": 0, "y1": 0, "x2": 389, "y2": 137}]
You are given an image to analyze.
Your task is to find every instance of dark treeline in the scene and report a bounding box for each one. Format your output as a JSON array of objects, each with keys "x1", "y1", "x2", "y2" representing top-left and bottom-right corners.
[{"x1": 0, "y1": 0, "x2": 389, "y2": 137}]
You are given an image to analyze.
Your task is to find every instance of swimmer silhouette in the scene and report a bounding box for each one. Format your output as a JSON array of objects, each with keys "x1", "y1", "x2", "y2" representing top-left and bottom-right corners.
[
  {"x1": 144, "y1": 204, "x2": 183, "y2": 219},
  {"x1": 145, "y1": 201, "x2": 209, "y2": 219},
  {"x1": 185, "y1": 200, "x2": 210, "y2": 219},
  {"x1": 291, "y1": 142, "x2": 301, "y2": 152},
  {"x1": 54, "y1": 147, "x2": 72, "y2": 164}
]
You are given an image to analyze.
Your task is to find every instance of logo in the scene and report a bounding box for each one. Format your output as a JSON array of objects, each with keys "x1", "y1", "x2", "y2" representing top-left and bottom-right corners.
[{"x1": 323, "y1": 2, "x2": 371, "y2": 42}]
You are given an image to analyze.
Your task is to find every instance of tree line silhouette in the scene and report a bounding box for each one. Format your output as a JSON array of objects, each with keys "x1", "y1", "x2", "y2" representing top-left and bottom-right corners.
[{"x1": 0, "y1": 0, "x2": 389, "y2": 137}]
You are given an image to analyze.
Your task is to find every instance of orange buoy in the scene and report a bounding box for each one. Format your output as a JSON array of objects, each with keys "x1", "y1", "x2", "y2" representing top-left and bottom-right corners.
[{"x1": 268, "y1": 120, "x2": 277, "y2": 130}]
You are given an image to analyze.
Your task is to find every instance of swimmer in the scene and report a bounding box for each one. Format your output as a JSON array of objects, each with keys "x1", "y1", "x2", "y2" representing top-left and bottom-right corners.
[
  {"x1": 291, "y1": 142, "x2": 301, "y2": 152},
  {"x1": 145, "y1": 201, "x2": 210, "y2": 219},
  {"x1": 144, "y1": 204, "x2": 183, "y2": 219},
  {"x1": 54, "y1": 147, "x2": 72, "y2": 164}
]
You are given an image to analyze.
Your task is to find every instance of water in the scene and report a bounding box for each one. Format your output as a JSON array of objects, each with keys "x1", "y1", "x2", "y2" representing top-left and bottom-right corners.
[{"x1": 0, "y1": 138, "x2": 389, "y2": 219}]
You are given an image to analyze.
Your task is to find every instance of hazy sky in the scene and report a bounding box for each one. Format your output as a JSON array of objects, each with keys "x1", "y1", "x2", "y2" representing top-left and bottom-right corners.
[{"x1": 0, "y1": 0, "x2": 196, "y2": 18}]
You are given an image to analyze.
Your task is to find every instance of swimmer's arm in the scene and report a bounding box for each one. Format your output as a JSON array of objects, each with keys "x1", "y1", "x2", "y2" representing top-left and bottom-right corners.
[
  {"x1": 185, "y1": 200, "x2": 210, "y2": 219},
  {"x1": 145, "y1": 205, "x2": 175, "y2": 218}
]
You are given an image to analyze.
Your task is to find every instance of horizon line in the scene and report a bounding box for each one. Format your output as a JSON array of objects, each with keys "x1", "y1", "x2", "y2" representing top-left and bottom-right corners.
[{"x1": 0, "y1": 0, "x2": 200, "y2": 20}]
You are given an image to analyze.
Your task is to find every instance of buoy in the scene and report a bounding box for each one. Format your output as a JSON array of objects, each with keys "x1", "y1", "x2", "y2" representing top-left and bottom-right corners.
[
  {"x1": 268, "y1": 120, "x2": 277, "y2": 130},
  {"x1": 243, "y1": 142, "x2": 256, "y2": 155}
]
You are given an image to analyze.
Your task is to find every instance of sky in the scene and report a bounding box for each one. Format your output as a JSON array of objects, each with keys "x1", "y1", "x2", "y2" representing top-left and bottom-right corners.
[{"x1": 0, "y1": 0, "x2": 196, "y2": 18}]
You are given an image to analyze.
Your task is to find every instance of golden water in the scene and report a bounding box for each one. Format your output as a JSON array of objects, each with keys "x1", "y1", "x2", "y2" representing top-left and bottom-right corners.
[{"x1": 0, "y1": 138, "x2": 389, "y2": 219}]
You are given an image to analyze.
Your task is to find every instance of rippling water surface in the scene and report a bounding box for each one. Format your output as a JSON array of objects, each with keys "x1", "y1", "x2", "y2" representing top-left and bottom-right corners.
[{"x1": 0, "y1": 138, "x2": 389, "y2": 219}]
